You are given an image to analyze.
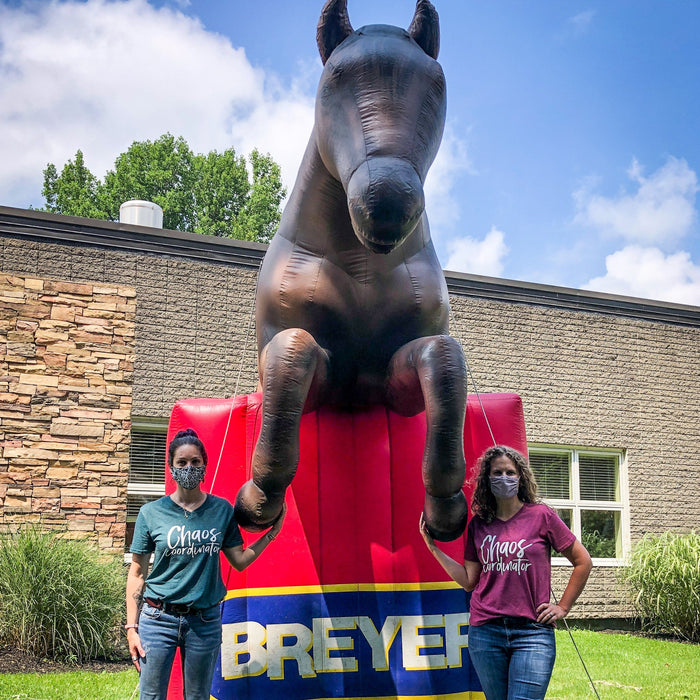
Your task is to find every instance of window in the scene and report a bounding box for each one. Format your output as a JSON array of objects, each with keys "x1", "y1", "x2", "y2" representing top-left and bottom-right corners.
[
  {"x1": 529, "y1": 446, "x2": 629, "y2": 564},
  {"x1": 127, "y1": 419, "x2": 168, "y2": 550}
]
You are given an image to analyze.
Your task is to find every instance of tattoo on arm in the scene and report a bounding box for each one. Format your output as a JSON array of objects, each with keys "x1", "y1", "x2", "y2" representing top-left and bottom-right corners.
[{"x1": 132, "y1": 587, "x2": 144, "y2": 607}]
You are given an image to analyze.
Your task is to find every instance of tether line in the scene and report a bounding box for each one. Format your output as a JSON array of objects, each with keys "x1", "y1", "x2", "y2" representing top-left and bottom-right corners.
[
  {"x1": 209, "y1": 260, "x2": 262, "y2": 493},
  {"x1": 450, "y1": 305, "x2": 602, "y2": 699},
  {"x1": 449, "y1": 307, "x2": 496, "y2": 447}
]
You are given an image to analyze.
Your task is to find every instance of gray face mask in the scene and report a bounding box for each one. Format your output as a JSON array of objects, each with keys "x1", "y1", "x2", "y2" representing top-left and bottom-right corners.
[
  {"x1": 171, "y1": 465, "x2": 205, "y2": 490},
  {"x1": 490, "y1": 474, "x2": 519, "y2": 500}
]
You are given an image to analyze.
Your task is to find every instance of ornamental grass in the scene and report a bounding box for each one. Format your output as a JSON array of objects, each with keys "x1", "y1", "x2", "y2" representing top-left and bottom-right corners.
[
  {"x1": 621, "y1": 530, "x2": 700, "y2": 642},
  {"x1": 0, "y1": 525, "x2": 126, "y2": 663}
]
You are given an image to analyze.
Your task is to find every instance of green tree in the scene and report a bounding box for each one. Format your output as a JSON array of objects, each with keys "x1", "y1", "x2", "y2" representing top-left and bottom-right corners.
[
  {"x1": 42, "y1": 150, "x2": 105, "y2": 220},
  {"x1": 235, "y1": 148, "x2": 286, "y2": 244},
  {"x1": 40, "y1": 134, "x2": 286, "y2": 243},
  {"x1": 97, "y1": 134, "x2": 197, "y2": 231}
]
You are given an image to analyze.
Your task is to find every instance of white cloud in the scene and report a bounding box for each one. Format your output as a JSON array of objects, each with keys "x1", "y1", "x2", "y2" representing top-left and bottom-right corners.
[
  {"x1": 424, "y1": 123, "x2": 473, "y2": 240},
  {"x1": 583, "y1": 245, "x2": 700, "y2": 305},
  {"x1": 444, "y1": 226, "x2": 509, "y2": 277},
  {"x1": 0, "y1": 0, "x2": 469, "y2": 231},
  {"x1": 0, "y1": 0, "x2": 314, "y2": 208},
  {"x1": 568, "y1": 10, "x2": 596, "y2": 34},
  {"x1": 574, "y1": 157, "x2": 698, "y2": 245}
]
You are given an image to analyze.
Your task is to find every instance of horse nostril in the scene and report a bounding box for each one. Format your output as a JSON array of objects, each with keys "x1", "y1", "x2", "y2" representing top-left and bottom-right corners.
[{"x1": 347, "y1": 159, "x2": 425, "y2": 250}]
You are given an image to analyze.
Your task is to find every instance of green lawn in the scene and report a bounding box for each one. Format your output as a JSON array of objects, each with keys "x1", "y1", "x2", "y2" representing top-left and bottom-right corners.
[
  {"x1": 549, "y1": 629, "x2": 698, "y2": 699},
  {"x1": 0, "y1": 631, "x2": 696, "y2": 699},
  {"x1": 0, "y1": 668, "x2": 138, "y2": 700}
]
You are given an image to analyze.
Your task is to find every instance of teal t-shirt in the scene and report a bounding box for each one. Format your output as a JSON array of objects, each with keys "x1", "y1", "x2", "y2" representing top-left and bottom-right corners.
[{"x1": 131, "y1": 494, "x2": 243, "y2": 608}]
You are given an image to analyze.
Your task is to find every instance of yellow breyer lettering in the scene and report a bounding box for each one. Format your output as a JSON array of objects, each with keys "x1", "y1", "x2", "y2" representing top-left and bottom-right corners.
[
  {"x1": 221, "y1": 621, "x2": 267, "y2": 679},
  {"x1": 402, "y1": 615, "x2": 447, "y2": 670},
  {"x1": 313, "y1": 617, "x2": 357, "y2": 673},
  {"x1": 357, "y1": 615, "x2": 401, "y2": 672},
  {"x1": 445, "y1": 612, "x2": 469, "y2": 667},
  {"x1": 220, "y1": 613, "x2": 470, "y2": 680},
  {"x1": 267, "y1": 623, "x2": 316, "y2": 680}
]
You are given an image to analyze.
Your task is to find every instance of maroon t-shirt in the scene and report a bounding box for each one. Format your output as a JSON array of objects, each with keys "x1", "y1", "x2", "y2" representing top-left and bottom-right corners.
[{"x1": 464, "y1": 502, "x2": 576, "y2": 626}]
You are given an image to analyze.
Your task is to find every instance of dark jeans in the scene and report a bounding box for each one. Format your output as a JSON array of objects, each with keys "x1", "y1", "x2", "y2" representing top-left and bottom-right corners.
[
  {"x1": 138, "y1": 602, "x2": 222, "y2": 700},
  {"x1": 468, "y1": 617, "x2": 556, "y2": 700}
]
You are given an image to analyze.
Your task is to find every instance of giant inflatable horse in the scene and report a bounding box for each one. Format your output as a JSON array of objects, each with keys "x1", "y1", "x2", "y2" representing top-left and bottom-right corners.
[{"x1": 235, "y1": 0, "x2": 468, "y2": 541}]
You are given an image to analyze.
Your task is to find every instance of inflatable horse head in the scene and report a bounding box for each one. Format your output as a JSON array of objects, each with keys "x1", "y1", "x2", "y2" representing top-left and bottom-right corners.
[{"x1": 315, "y1": 0, "x2": 445, "y2": 253}]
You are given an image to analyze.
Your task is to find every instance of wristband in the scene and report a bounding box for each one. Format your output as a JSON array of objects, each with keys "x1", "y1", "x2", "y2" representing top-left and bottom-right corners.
[
  {"x1": 124, "y1": 624, "x2": 139, "y2": 630},
  {"x1": 267, "y1": 532, "x2": 276, "y2": 541}
]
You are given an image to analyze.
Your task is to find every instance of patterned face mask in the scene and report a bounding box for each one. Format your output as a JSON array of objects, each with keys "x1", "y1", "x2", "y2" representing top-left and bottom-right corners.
[
  {"x1": 170, "y1": 465, "x2": 205, "y2": 490},
  {"x1": 489, "y1": 474, "x2": 519, "y2": 499}
]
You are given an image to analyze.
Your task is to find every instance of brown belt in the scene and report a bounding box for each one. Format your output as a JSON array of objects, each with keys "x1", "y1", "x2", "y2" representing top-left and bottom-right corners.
[{"x1": 144, "y1": 597, "x2": 200, "y2": 615}]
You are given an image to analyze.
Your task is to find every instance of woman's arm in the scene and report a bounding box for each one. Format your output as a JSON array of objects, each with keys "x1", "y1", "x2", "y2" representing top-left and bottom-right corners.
[
  {"x1": 419, "y1": 513, "x2": 481, "y2": 592},
  {"x1": 223, "y1": 504, "x2": 286, "y2": 572},
  {"x1": 125, "y1": 552, "x2": 150, "y2": 670},
  {"x1": 537, "y1": 539, "x2": 593, "y2": 624}
]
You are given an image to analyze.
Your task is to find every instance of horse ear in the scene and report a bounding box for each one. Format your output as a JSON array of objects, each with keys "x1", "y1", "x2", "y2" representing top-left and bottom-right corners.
[
  {"x1": 317, "y1": 0, "x2": 354, "y2": 65},
  {"x1": 408, "y1": 0, "x2": 440, "y2": 59}
]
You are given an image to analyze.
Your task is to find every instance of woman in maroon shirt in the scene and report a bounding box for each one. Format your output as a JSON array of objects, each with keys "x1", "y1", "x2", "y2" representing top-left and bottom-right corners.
[{"x1": 420, "y1": 445, "x2": 592, "y2": 700}]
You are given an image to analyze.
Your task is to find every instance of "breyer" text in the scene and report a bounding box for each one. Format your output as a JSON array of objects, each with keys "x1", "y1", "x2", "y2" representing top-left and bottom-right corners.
[{"x1": 221, "y1": 613, "x2": 469, "y2": 680}]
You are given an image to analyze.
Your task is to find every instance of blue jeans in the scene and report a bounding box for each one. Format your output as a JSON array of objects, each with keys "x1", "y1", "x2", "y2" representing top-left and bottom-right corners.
[
  {"x1": 468, "y1": 618, "x2": 556, "y2": 700},
  {"x1": 138, "y1": 602, "x2": 222, "y2": 700}
]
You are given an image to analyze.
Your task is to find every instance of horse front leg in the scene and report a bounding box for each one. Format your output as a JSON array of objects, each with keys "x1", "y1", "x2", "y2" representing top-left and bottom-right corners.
[
  {"x1": 386, "y1": 335, "x2": 468, "y2": 541},
  {"x1": 234, "y1": 328, "x2": 329, "y2": 531}
]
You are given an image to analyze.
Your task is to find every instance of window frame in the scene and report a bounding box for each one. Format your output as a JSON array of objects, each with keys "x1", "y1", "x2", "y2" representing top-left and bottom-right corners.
[
  {"x1": 528, "y1": 444, "x2": 630, "y2": 567},
  {"x1": 126, "y1": 417, "x2": 169, "y2": 559}
]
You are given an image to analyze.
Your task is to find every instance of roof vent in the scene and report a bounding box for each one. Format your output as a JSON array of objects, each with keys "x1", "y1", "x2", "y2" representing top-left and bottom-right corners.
[{"x1": 119, "y1": 200, "x2": 163, "y2": 228}]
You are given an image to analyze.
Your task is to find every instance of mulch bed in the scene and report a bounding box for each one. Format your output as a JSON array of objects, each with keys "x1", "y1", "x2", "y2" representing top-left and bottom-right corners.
[{"x1": 0, "y1": 646, "x2": 132, "y2": 674}]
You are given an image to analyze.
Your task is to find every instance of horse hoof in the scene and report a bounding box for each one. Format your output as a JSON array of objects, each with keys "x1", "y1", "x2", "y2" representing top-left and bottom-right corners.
[
  {"x1": 234, "y1": 480, "x2": 285, "y2": 532},
  {"x1": 423, "y1": 492, "x2": 468, "y2": 541}
]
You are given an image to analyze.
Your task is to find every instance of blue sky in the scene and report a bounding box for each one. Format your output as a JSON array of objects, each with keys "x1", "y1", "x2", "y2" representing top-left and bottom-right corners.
[{"x1": 1, "y1": 0, "x2": 698, "y2": 304}]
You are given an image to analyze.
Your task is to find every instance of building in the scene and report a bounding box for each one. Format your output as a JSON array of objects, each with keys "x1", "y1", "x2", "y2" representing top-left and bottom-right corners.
[{"x1": 1, "y1": 205, "x2": 698, "y2": 620}]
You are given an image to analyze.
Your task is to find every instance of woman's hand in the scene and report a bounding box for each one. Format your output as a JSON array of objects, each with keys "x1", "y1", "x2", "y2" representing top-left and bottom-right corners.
[
  {"x1": 536, "y1": 602, "x2": 567, "y2": 626},
  {"x1": 268, "y1": 502, "x2": 287, "y2": 539},
  {"x1": 127, "y1": 629, "x2": 145, "y2": 672},
  {"x1": 419, "y1": 512, "x2": 481, "y2": 592},
  {"x1": 419, "y1": 512, "x2": 436, "y2": 551},
  {"x1": 226, "y1": 503, "x2": 288, "y2": 571},
  {"x1": 125, "y1": 554, "x2": 149, "y2": 672}
]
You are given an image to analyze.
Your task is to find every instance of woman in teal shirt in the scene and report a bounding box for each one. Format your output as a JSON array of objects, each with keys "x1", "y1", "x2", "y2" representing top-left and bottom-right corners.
[{"x1": 126, "y1": 428, "x2": 285, "y2": 700}]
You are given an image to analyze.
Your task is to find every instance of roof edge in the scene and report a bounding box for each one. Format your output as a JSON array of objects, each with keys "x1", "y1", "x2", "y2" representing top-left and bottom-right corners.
[
  {"x1": 0, "y1": 205, "x2": 266, "y2": 268},
  {"x1": 444, "y1": 268, "x2": 699, "y2": 326},
  {"x1": 1, "y1": 206, "x2": 698, "y2": 326}
]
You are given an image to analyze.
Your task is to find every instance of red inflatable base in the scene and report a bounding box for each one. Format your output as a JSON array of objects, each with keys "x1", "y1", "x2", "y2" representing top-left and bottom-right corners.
[{"x1": 164, "y1": 393, "x2": 527, "y2": 700}]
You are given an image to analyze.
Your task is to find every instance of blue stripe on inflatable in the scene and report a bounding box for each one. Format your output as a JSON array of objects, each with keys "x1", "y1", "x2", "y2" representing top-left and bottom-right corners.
[{"x1": 210, "y1": 584, "x2": 483, "y2": 699}]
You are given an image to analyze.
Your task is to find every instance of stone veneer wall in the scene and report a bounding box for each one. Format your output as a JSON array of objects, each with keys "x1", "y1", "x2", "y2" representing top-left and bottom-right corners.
[
  {"x1": 0, "y1": 274, "x2": 135, "y2": 553},
  {"x1": 0, "y1": 236, "x2": 260, "y2": 417},
  {"x1": 1, "y1": 210, "x2": 698, "y2": 617}
]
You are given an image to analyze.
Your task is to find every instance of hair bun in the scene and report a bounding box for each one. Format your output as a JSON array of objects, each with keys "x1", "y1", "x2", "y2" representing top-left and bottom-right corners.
[{"x1": 173, "y1": 428, "x2": 199, "y2": 440}]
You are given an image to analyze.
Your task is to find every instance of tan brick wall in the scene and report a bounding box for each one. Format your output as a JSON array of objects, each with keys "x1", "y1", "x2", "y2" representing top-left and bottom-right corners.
[
  {"x1": 2, "y1": 229, "x2": 698, "y2": 618},
  {"x1": 552, "y1": 566, "x2": 633, "y2": 620},
  {"x1": 0, "y1": 274, "x2": 135, "y2": 553},
  {"x1": 449, "y1": 296, "x2": 699, "y2": 618}
]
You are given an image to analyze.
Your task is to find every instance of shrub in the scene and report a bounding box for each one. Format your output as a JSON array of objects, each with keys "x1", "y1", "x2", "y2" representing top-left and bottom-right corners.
[
  {"x1": 621, "y1": 531, "x2": 700, "y2": 642},
  {"x1": 0, "y1": 526, "x2": 127, "y2": 662},
  {"x1": 582, "y1": 526, "x2": 616, "y2": 558}
]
